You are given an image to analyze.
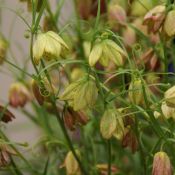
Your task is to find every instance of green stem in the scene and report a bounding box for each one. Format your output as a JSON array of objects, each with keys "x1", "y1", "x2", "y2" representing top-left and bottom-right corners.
[{"x1": 107, "y1": 140, "x2": 111, "y2": 175}]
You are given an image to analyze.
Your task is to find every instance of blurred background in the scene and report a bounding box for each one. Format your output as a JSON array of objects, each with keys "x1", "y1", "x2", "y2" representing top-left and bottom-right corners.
[{"x1": 0, "y1": 0, "x2": 73, "y2": 145}]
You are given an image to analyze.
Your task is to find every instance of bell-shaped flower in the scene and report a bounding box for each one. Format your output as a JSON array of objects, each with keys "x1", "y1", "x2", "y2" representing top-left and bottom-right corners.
[
  {"x1": 89, "y1": 39, "x2": 127, "y2": 67},
  {"x1": 60, "y1": 77, "x2": 98, "y2": 111},
  {"x1": 143, "y1": 5, "x2": 166, "y2": 33},
  {"x1": 33, "y1": 31, "x2": 69, "y2": 65}
]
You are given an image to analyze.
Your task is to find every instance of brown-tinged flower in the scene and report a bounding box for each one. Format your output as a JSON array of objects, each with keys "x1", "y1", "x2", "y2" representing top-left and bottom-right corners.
[
  {"x1": 138, "y1": 48, "x2": 160, "y2": 71},
  {"x1": 143, "y1": 5, "x2": 166, "y2": 33},
  {"x1": 31, "y1": 79, "x2": 45, "y2": 105},
  {"x1": 152, "y1": 151, "x2": 172, "y2": 175},
  {"x1": 100, "y1": 108, "x2": 124, "y2": 140},
  {"x1": 0, "y1": 105, "x2": 15, "y2": 123},
  {"x1": 76, "y1": 0, "x2": 106, "y2": 20},
  {"x1": 0, "y1": 143, "x2": 16, "y2": 167},
  {"x1": 60, "y1": 77, "x2": 98, "y2": 111},
  {"x1": 96, "y1": 164, "x2": 119, "y2": 175},
  {"x1": 64, "y1": 150, "x2": 81, "y2": 175},
  {"x1": 9, "y1": 82, "x2": 31, "y2": 108},
  {"x1": 108, "y1": 4, "x2": 126, "y2": 30},
  {"x1": 89, "y1": 38, "x2": 127, "y2": 67},
  {"x1": 33, "y1": 31, "x2": 69, "y2": 65},
  {"x1": 164, "y1": 10, "x2": 175, "y2": 37},
  {"x1": 122, "y1": 127, "x2": 138, "y2": 153},
  {"x1": 164, "y1": 86, "x2": 175, "y2": 108}
]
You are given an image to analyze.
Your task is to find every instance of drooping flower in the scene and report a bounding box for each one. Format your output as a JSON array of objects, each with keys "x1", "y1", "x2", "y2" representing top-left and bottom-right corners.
[
  {"x1": 60, "y1": 77, "x2": 98, "y2": 111},
  {"x1": 89, "y1": 39, "x2": 127, "y2": 67},
  {"x1": 164, "y1": 10, "x2": 175, "y2": 37},
  {"x1": 161, "y1": 102, "x2": 175, "y2": 120},
  {"x1": 0, "y1": 105, "x2": 15, "y2": 123},
  {"x1": 9, "y1": 82, "x2": 31, "y2": 108},
  {"x1": 100, "y1": 108, "x2": 124, "y2": 140},
  {"x1": 33, "y1": 31, "x2": 69, "y2": 65},
  {"x1": 143, "y1": 5, "x2": 166, "y2": 33},
  {"x1": 164, "y1": 86, "x2": 175, "y2": 108},
  {"x1": 152, "y1": 151, "x2": 172, "y2": 175},
  {"x1": 64, "y1": 150, "x2": 81, "y2": 175}
]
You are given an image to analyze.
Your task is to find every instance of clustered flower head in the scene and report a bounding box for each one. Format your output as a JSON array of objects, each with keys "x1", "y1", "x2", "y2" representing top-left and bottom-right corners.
[
  {"x1": 60, "y1": 76, "x2": 98, "y2": 111},
  {"x1": 89, "y1": 36, "x2": 127, "y2": 67},
  {"x1": 33, "y1": 31, "x2": 69, "y2": 65}
]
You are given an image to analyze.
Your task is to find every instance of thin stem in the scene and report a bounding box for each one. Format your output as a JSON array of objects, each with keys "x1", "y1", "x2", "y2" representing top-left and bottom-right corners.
[{"x1": 107, "y1": 140, "x2": 111, "y2": 175}]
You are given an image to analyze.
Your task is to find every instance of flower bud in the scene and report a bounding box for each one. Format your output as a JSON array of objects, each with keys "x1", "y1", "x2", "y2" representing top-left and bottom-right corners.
[
  {"x1": 64, "y1": 150, "x2": 81, "y2": 175},
  {"x1": 164, "y1": 86, "x2": 175, "y2": 108},
  {"x1": 152, "y1": 151, "x2": 172, "y2": 175},
  {"x1": 9, "y1": 82, "x2": 31, "y2": 108},
  {"x1": 143, "y1": 5, "x2": 166, "y2": 33},
  {"x1": 164, "y1": 10, "x2": 175, "y2": 37},
  {"x1": 0, "y1": 105, "x2": 15, "y2": 123},
  {"x1": 60, "y1": 77, "x2": 98, "y2": 111},
  {"x1": 128, "y1": 78, "x2": 143, "y2": 105},
  {"x1": 89, "y1": 38, "x2": 127, "y2": 67},
  {"x1": 33, "y1": 31, "x2": 69, "y2": 65}
]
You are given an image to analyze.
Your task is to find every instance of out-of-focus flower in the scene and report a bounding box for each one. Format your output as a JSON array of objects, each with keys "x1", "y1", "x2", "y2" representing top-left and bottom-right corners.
[
  {"x1": 71, "y1": 68, "x2": 85, "y2": 81},
  {"x1": 9, "y1": 82, "x2": 31, "y2": 108},
  {"x1": 0, "y1": 143, "x2": 16, "y2": 167},
  {"x1": 123, "y1": 26, "x2": 136, "y2": 47},
  {"x1": 164, "y1": 10, "x2": 175, "y2": 37},
  {"x1": 63, "y1": 150, "x2": 81, "y2": 175},
  {"x1": 0, "y1": 35, "x2": 7, "y2": 64},
  {"x1": 43, "y1": 16, "x2": 56, "y2": 32},
  {"x1": 64, "y1": 107, "x2": 89, "y2": 131},
  {"x1": 138, "y1": 49, "x2": 160, "y2": 71},
  {"x1": 83, "y1": 41, "x2": 91, "y2": 58},
  {"x1": 131, "y1": 0, "x2": 153, "y2": 16},
  {"x1": 161, "y1": 102, "x2": 175, "y2": 120},
  {"x1": 143, "y1": 5, "x2": 166, "y2": 33},
  {"x1": 122, "y1": 127, "x2": 138, "y2": 153},
  {"x1": 89, "y1": 39, "x2": 127, "y2": 67},
  {"x1": 100, "y1": 108, "x2": 124, "y2": 140},
  {"x1": 108, "y1": 3, "x2": 126, "y2": 30},
  {"x1": 60, "y1": 77, "x2": 98, "y2": 111},
  {"x1": 96, "y1": 164, "x2": 119, "y2": 175},
  {"x1": 0, "y1": 105, "x2": 15, "y2": 123},
  {"x1": 33, "y1": 31, "x2": 69, "y2": 65},
  {"x1": 164, "y1": 86, "x2": 175, "y2": 108},
  {"x1": 152, "y1": 151, "x2": 172, "y2": 175},
  {"x1": 76, "y1": 0, "x2": 106, "y2": 20}
]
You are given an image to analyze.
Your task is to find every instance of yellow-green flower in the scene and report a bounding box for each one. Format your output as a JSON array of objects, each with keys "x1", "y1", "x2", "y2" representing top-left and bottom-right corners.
[
  {"x1": 164, "y1": 86, "x2": 175, "y2": 107},
  {"x1": 100, "y1": 108, "x2": 124, "y2": 140},
  {"x1": 33, "y1": 31, "x2": 69, "y2": 65},
  {"x1": 60, "y1": 77, "x2": 98, "y2": 111},
  {"x1": 164, "y1": 10, "x2": 175, "y2": 37},
  {"x1": 89, "y1": 39, "x2": 127, "y2": 67}
]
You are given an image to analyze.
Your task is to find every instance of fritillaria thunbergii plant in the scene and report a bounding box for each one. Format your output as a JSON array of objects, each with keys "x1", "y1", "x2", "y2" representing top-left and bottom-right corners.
[{"x1": 1, "y1": 0, "x2": 175, "y2": 174}]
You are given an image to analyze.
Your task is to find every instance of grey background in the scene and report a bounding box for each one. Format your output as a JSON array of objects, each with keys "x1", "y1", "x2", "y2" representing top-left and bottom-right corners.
[{"x1": 0, "y1": 0, "x2": 73, "y2": 145}]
